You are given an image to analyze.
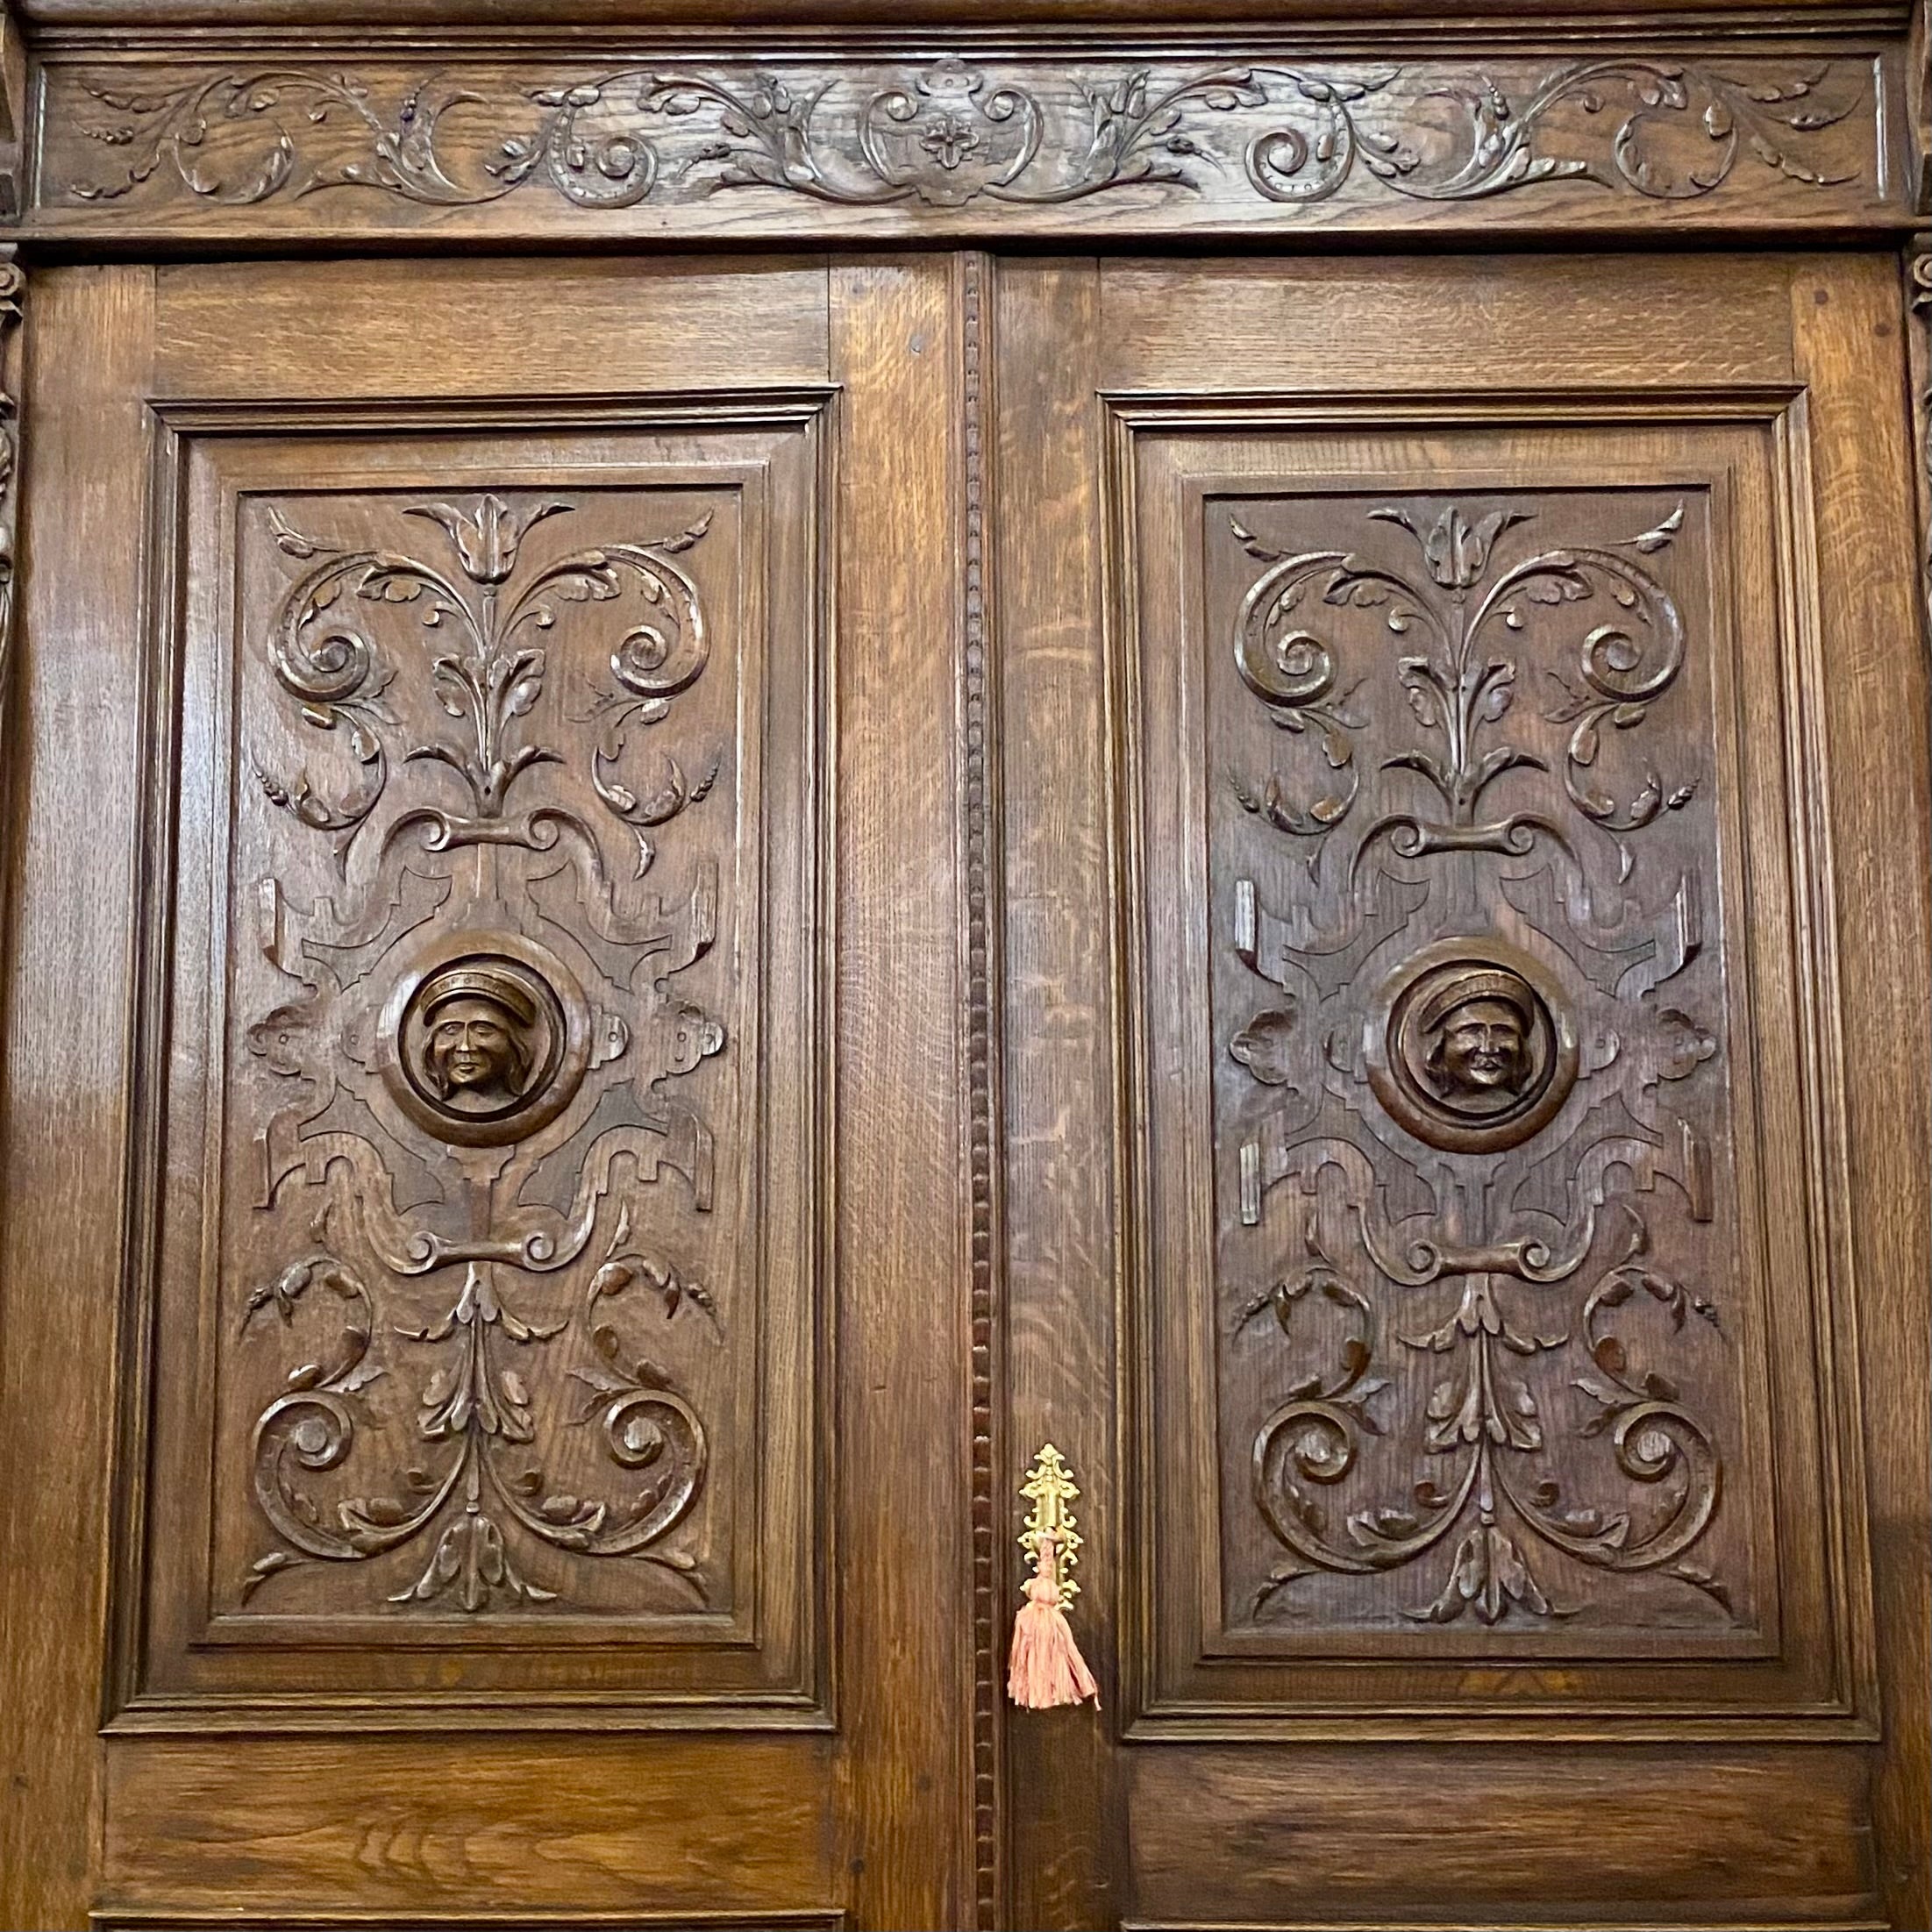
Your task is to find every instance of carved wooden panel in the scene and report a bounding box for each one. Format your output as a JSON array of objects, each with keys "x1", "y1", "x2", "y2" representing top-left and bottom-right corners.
[
  {"x1": 1114, "y1": 402, "x2": 1874, "y2": 1729},
  {"x1": 25, "y1": 47, "x2": 1906, "y2": 243},
  {"x1": 122, "y1": 400, "x2": 830, "y2": 1722}
]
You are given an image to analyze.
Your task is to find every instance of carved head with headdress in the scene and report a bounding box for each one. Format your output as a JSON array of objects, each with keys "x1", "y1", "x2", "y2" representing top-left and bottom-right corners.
[
  {"x1": 417, "y1": 963, "x2": 538, "y2": 1109},
  {"x1": 1416, "y1": 967, "x2": 1536, "y2": 1104}
]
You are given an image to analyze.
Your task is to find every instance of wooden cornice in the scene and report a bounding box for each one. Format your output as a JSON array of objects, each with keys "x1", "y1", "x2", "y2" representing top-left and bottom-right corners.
[
  {"x1": 7, "y1": 0, "x2": 1922, "y2": 243},
  {"x1": 12, "y1": 1, "x2": 1916, "y2": 27}
]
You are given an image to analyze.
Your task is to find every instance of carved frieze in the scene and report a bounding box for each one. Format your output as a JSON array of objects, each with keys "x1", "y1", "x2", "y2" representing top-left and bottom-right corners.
[
  {"x1": 32, "y1": 52, "x2": 1893, "y2": 237},
  {"x1": 0, "y1": 248, "x2": 19, "y2": 765},
  {"x1": 1912, "y1": 246, "x2": 1932, "y2": 657}
]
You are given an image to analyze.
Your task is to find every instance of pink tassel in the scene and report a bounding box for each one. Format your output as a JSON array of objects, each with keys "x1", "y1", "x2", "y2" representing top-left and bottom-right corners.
[{"x1": 1008, "y1": 1532, "x2": 1099, "y2": 1710}]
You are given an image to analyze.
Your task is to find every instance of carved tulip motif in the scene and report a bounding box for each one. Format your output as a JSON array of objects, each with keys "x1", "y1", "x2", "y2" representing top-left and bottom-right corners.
[
  {"x1": 1224, "y1": 492, "x2": 1730, "y2": 1629},
  {"x1": 240, "y1": 491, "x2": 728, "y2": 1615}
]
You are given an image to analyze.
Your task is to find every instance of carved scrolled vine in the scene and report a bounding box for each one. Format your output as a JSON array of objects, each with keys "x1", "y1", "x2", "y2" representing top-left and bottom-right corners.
[
  {"x1": 1229, "y1": 498, "x2": 1689, "y2": 886},
  {"x1": 1228, "y1": 518, "x2": 1373, "y2": 838},
  {"x1": 69, "y1": 69, "x2": 499, "y2": 205},
  {"x1": 241, "y1": 1247, "x2": 388, "y2": 1595},
  {"x1": 0, "y1": 253, "x2": 25, "y2": 813},
  {"x1": 1223, "y1": 486, "x2": 1733, "y2": 1633},
  {"x1": 1913, "y1": 250, "x2": 1932, "y2": 661},
  {"x1": 1375, "y1": 61, "x2": 1862, "y2": 201},
  {"x1": 246, "y1": 1208, "x2": 712, "y2": 1610},
  {"x1": 574, "y1": 512, "x2": 722, "y2": 874},
  {"x1": 59, "y1": 57, "x2": 1869, "y2": 218},
  {"x1": 1530, "y1": 503, "x2": 1694, "y2": 869},
  {"x1": 255, "y1": 495, "x2": 716, "y2": 856},
  {"x1": 239, "y1": 488, "x2": 728, "y2": 1615},
  {"x1": 1248, "y1": 1194, "x2": 1723, "y2": 1624}
]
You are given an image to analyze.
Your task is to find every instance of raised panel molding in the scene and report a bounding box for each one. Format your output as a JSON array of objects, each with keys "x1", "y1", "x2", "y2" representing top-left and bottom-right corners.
[
  {"x1": 112, "y1": 395, "x2": 833, "y2": 1730},
  {"x1": 1109, "y1": 395, "x2": 1877, "y2": 1738},
  {"x1": 23, "y1": 45, "x2": 1908, "y2": 240},
  {"x1": 92, "y1": 1914, "x2": 847, "y2": 1930}
]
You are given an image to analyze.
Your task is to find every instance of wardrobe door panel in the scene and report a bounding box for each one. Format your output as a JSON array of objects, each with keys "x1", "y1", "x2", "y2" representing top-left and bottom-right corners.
[
  {"x1": 996, "y1": 253, "x2": 1928, "y2": 1931},
  {"x1": 1, "y1": 255, "x2": 974, "y2": 1932}
]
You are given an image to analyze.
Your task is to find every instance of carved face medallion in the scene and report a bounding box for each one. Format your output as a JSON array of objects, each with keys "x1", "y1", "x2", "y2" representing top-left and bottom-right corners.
[
  {"x1": 419, "y1": 971, "x2": 538, "y2": 1111},
  {"x1": 1366, "y1": 942, "x2": 1578, "y2": 1152},
  {"x1": 379, "y1": 935, "x2": 593, "y2": 1148}
]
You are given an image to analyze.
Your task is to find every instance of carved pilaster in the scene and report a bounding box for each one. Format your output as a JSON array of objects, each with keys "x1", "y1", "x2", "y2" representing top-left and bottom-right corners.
[
  {"x1": 0, "y1": 4, "x2": 23, "y2": 225},
  {"x1": 1914, "y1": 0, "x2": 1932, "y2": 216},
  {"x1": 958, "y1": 249, "x2": 1006, "y2": 1932},
  {"x1": 1911, "y1": 244, "x2": 1932, "y2": 662},
  {"x1": 0, "y1": 246, "x2": 21, "y2": 760}
]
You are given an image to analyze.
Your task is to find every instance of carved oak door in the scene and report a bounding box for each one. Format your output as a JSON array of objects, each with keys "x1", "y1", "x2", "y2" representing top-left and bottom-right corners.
[
  {"x1": 2, "y1": 256, "x2": 976, "y2": 1929},
  {"x1": 994, "y1": 254, "x2": 1930, "y2": 1929}
]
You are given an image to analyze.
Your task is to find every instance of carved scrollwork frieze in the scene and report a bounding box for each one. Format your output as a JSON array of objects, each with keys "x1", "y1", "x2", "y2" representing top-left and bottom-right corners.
[
  {"x1": 33, "y1": 52, "x2": 1888, "y2": 235},
  {"x1": 0, "y1": 248, "x2": 19, "y2": 773},
  {"x1": 1911, "y1": 245, "x2": 1932, "y2": 665}
]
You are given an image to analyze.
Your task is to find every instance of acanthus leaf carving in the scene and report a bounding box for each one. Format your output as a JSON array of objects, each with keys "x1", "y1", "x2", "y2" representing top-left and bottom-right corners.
[
  {"x1": 58, "y1": 56, "x2": 1869, "y2": 220},
  {"x1": 239, "y1": 488, "x2": 729, "y2": 1615},
  {"x1": 1219, "y1": 488, "x2": 1733, "y2": 1634}
]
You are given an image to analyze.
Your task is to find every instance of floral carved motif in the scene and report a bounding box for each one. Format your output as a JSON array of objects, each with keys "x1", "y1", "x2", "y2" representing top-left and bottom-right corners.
[
  {"x1": 1221, "y1": 493, "x2": 1733, "y2": 1630},
  {"x1": 239, "y1": 489, "x2": 726, "y2": 1615},
  {"x1": 57, "y1": 56, "x2": 1868, "y2": 217}
]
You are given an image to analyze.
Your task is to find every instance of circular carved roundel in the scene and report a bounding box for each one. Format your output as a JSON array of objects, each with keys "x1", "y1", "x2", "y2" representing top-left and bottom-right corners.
[
  {"x1": 1365, "y1": 938, "x2": 1578, "y2": 1154},
  {"x1": 377, "y1": 932, "x2": 591, "y2": 1148}
]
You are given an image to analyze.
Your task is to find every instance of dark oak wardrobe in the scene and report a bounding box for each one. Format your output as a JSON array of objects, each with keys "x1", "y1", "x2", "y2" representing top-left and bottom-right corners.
[{"x1": 0, "y1": 3, "x2": 1927, "y2": 1928}]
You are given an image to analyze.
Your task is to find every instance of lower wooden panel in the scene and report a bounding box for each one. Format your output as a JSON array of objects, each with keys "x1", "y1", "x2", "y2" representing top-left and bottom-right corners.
[
  {"x1": 97, "y1": 1916, "x2": 845, "y2": 1931},
  {"x1": 99, "y1": 1738, "x2": 839, "y2": 1921},
  {"x1": 1123, "y1": 1921, "x2": 1885, "y2": 1931},
  {"x1": 1123, "y1": 1744, "x2": 1882, "y2": 1930}
]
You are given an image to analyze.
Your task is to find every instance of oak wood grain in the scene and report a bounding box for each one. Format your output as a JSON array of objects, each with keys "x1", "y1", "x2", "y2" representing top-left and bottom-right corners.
[
  {"x1": 1125, "y1": 1743, "x2": 1882, "y2": 1926},
  {"x1": 0, "y1": 262, "x2": 155, "y2": 1932},
  {"x1": 101, "y1": 1737, "x2": 838, "y2": 1916},
  {"x1": 151, "y1": 257, "x2": 831, "y2": 398},
  {"x1": 1791, "y1": 250, "x2": 1932, "y2": 1932},
  {"x1": 828, "y1": 254, "x2": 973, "y2": 1932},
  {"x1": 995, "y1": 256, "x2": 1122, "y2": 1932},
  {"x1": 1, "y1": 42, "x2": 1927, "y2": 1922},
  {"x1": 0, "y1": 250, "x2": 975, "y2": 1930}
]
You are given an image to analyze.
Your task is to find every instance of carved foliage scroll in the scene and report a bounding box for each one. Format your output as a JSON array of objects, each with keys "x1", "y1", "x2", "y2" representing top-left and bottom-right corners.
[
  {"x1": 40, "y1": 54, "x2": 1881, "y2": 230},
  {"x1": 1216, "y1": 489, "x2": 1739, "y2": 1640},
  {"x1": 0, "y1": 248, "x2": 19, "y2": 774},
  {"x1": 236, "y1": 489, "x2": 725, "y2": 1617},
  {"x1": 132, "y1": 413, "x2": 826, "y2": 1714}
]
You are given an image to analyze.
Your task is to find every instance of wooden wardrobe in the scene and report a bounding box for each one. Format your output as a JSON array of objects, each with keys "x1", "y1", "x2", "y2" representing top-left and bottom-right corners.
[{"x1": 0, "y1": 3, "x2": 1927, "y2": 1928}]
